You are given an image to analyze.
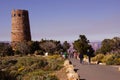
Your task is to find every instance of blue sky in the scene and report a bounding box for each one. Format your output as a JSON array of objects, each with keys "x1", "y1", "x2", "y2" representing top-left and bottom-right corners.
[{"x1": 0, "y1": 0, "x2": 120, "y2": 42}]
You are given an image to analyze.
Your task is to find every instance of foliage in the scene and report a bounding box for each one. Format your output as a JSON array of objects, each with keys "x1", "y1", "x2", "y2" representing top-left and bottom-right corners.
[
  {"x1": 102, "y1": 53, "x2": 120, "y2": 65},
  {"x1": 24, "y1": 70, "x2": 58, "y2": 80},
  {"x1": 14, "y1": 41, "x2": 30, "y2": 55},
  {"x1": 100, "y1": 39, "x2": 114, "y2": 54},
  {"x1": 112, "y1": 37, "x2": 120, "y2": 49},
  {"x1": 92, "y1": 53, "x2": 120, "y2": 65},
  {"x1": 0, "y1": 43, "x2": 14, "y2": 57},
  {"x1": 73, "y1": 35, "x2": 94, "y2": 56},
  {"x1": 16, "y1": 57, "x2": 48, "y2": 68},
  {"x1": 14, "y1": 50, "x2": 21, "y2": 55},
  {"x1": 3, "y1": 45, "x2": 14, "y2": 56},
  {"x1": 28, "y1": 41, "x2": 40, "y2": 54},
  {"x1": 13, "y1": 41, "x2": 44, "y2": 55},
  {"x1": 40, "y1": 40, "x2": 56, "y2": 53},
  {"x1": 0, "y1": 39, "x2": 69, "y2": 56},
  {"x1": 99, "y1": 37, "x2": 120, "y2": 54},
  {"x1": 94, "y1": 37, "x2": 120, "y2": 65},
  {"x1": 0, "y1": 55, "x2": 64, "y2": 80},
  {"x1": 92, "y1": 54, "x2": 104, "y2": 62},
  {"x1": 62, "y1": 41, "x2": 70, "y2": 52},
  {"x1": 44, "y1": 55, "x2": 64, "y2": 71},
  {"x1": 39, "y1": 39, "x2": 62, "y2": 54}
]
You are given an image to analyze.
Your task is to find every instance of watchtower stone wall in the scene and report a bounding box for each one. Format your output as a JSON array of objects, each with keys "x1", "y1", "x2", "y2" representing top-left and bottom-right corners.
[{"x1": 11, "y1": 9, "x2": 31, "y2": 42}]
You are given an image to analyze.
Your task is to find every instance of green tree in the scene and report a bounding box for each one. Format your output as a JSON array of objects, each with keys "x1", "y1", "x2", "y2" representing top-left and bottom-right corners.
[
  {"x1": 28, "y1": 41, "x2": 40, "y2": 54},
  {"x1": 100, "y1": 39, "x2": 114, "y2": 54},
  {"x1": 54, "y1": 41, "x2": 63, "y2": 53},
  {"x1": 73, "y1": 35, "x2": 89, "y2": 54},
  {"x1": 99, "y1": 37, "x2": 120, "y2": 54},
  {"x1": 62, "y1": 41, "x2": 70, "y2": 52},
  {"x1": 4, "y1": 45, "x2": 14, "y2": 56},
  {"x1": 112, "y1": 37, "x2": 120, "y2": 49},
  {"x1": 0, "y1": 43, "x2": 14, "y2": 56},
  {"x1": 73, "y1": 35, "x2": 94, "y2": 56}
]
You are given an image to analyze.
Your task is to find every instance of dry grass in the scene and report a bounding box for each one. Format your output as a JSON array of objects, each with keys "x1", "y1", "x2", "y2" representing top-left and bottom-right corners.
[{"x1": 0, "y1": 55, "x2": 66, "y2": 80}]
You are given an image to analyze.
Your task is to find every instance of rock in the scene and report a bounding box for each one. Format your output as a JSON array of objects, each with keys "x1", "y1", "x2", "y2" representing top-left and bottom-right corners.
[
  {"x1": 64, "y1": 60, "x2": 70, "y2": 67},
  {"x1": 64, "y1": 60, "x2": 80, "y2": 80},
  {"x1": 118, "y1": 67, "x2": 120, "y2": 71},
  {"x1": 91, "y1": 61, "x2": 97, "y2": 64},
  {"x1": 99, "y1": 63, "x2": 106, "y2": 65},
  {"x1": 66, "y1": 65, "x2": 74, "y2": 73},
  {"x1": 83, "y1": 58, "x2": 88, "y2": 63},
  {"x1": 67, "y1": 72, "x2": 80, "y2": 80}
]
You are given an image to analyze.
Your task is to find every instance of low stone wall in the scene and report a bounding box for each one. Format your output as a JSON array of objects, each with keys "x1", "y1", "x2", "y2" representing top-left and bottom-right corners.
[
  {"x1": 64, "y1": 60, "x2": 80, "y2": 80},
  {"x1": 117, "y1": 66, "x2": 120, "y2": 71}
]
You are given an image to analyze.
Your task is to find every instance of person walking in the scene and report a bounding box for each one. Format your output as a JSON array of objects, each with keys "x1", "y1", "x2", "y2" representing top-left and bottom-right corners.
[
  {"x1": 74, "y1": 51, "x2": 78, "y2": 59},
  {"x1": 79, "y1": 53, "x2": 84, "y2": 64},
  {"x1": 69, "y1": 51, "x2": 73, "y2": 58},
  {"x1": 87, "y1": 49, "x2": 91, "y2": 64},
  {"x1": 64, "y1": 51, "x2": 68, "y2": 59}
]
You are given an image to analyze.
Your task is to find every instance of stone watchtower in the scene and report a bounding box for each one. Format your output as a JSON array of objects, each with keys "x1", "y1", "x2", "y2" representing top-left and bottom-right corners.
[{"x1": 11, "y1": 9, "x2": 31, "y2": 42}]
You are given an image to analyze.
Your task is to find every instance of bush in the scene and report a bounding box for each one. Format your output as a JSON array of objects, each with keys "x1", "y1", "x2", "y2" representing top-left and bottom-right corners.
[
  {"x1": 113, "y1": 58, "x2": 120, "y2": 65},
  {"x1": 44, "y1": 55, "x2": 64, "y2": 71},
  {"x1": 92, "y1": 54, "x2": 104, "y2": 62},
  {"x1": 103, "y1": 54, "x2": 120, "y2": 65},
  {"x1": 23, "y1": 70, "x2": 58, "y2": 80},
  {"x1": 16, "y1": 56, "x2": 47, "y2": 67},
  {"x1": 0, "y1": 55, "x2": 64, "y2": 80},
  {"x1": 92, "y1": 53, "x2": 120, "y2": 65},
  {"x1": 105, "y1": 55, "x2": 114, "y2": 65}
]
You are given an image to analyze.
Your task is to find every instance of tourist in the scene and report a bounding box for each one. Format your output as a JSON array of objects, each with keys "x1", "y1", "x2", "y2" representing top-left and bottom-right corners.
[
  {"x1": 69, "y1": 51, "x2": 74, "y2": 58},
  {"x1": 64, "y1": 51, "x2": 68, "y2": 59},
  {"x1": 87, "y1": 49, "x2": 91, "y2": 64},
  {"x1": 79, "y1": 53, "x2": 84, "y2": 64},
  {"x1": 74, "y1": 51, "x2": 78, "y2": 59}
]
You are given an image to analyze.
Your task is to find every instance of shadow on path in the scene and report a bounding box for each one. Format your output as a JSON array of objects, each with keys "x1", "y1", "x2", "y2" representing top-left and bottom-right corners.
[{"x1": 74, "y1": 68, "x2": 79, "y2": 72}]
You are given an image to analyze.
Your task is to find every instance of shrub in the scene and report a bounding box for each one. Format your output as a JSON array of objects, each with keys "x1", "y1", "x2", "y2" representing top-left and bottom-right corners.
[
  {"x1": 103, "y1": 54, "x2": 120, "y2": 65},
  {"x1": 113, "y1": 58, "x2": 120, "y2": 65},
  {"x1": 16, "y1": 56, "x2": 47, "y2": 67},
  {"x1": 92, "y1": 54, "x2": 104, "y2": 62},
  {"x1": 44, "y1": 55, "x2": 64, "y2": 71},
  {"x1": 0, "y1": 55, "x2": 64, "y2": 80},
  {"x1": 105, "y1": 56, "x2": 114, "y2": 65},
  {"x1": 23, "y1": 70, "x2": 58, "y2": 80}
]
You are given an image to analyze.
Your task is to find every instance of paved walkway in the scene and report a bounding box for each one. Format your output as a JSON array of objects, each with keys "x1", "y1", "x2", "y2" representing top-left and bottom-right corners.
[{"x1": 69, "y1": 58, "x2": 120, "y2": 80}]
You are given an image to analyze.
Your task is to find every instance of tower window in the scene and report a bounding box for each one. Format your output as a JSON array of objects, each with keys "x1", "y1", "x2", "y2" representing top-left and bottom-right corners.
[
  {"x1": 14, "y1": 14, "x2": 16, "y2": 17},
  {"x1": 18, "y1": 14, "x2": 21, "y2": 17}
]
